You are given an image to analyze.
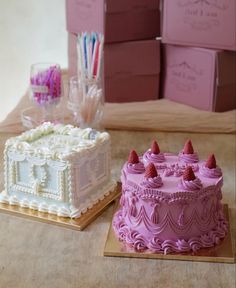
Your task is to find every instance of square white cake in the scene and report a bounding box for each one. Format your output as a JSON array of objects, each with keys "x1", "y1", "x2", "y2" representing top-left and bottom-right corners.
[{"x1": 0, "y1": 123, "x2": 116, "y2": 218}]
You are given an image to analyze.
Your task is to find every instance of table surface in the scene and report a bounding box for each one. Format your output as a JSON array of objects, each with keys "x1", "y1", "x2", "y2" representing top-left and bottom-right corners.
[{"x1": 0, "y1": 130, "x2": 235, "y2": 288}]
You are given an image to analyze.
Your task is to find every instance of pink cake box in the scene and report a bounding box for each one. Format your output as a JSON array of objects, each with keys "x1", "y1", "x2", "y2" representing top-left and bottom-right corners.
[
  {"x1": 162, "y1": 0, "x2": 236, "y2": 51},
  {"x1": 68, "y1": 35, "x2": 161, "y2": 102},
  {"x1": 162, "y1": 44, "x2": 236, "y2": 112},
  {"x1": 66, "y1": 0, "x2": 160, "y2": 43},
  {"x1": 104, "y1": 39, "x2": 161, "y2": 102}
]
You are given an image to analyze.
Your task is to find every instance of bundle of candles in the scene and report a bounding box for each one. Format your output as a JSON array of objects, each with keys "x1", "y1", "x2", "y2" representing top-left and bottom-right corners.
[
  {"x1": 73, "y1": 32, "x2": 104, "y2": 127},
  {"x1": 77, "y1": 32, "x2": 104, "y2": 80},
  {"x1": 30, "y1": 65, "x2": 62, "y2": 106}
]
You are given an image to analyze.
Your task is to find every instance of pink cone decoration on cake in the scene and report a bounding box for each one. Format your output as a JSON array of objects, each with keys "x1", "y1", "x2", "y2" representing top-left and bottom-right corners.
[
  {"x1": 151, "y1": 140, "x2": 160, "y2": 154},
  {"x1": 205, "y1": 154, "x2": 217, "y2": 169},
  {"x1": 183, "y1": 166, "x2": 196, "y2": 181},
  {"x1": 145, "y1": 163, "x2": 158, "y2": 179},
  {"x1": 128, "y1": 150, "x2": 139, "y2": 164},
  {"x1": 183, "y1": 140, "x2": 194, "y2": 154}
]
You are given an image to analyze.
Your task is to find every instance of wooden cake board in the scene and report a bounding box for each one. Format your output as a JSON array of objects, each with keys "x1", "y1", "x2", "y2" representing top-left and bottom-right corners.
[
  {"x1": 104, "y1": 201, "x2": 235, "y2": 263},
  {"x1": 0, "y1": 182, "x2": 121, "y2": 231}
]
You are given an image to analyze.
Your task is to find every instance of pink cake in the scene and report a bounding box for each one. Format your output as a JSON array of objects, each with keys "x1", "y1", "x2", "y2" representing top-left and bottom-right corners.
[{"x1": 113, "y1": 140, "x2": 227, "y2": 254}]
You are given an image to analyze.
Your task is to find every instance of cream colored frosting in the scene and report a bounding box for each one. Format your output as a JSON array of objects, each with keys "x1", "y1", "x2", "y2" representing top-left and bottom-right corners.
[
  {"x1": 2, "y1": 123, "x2": 114, "y2": 218},
  {"x1": 5, "y1": 122, "x2": 110, "y2": 161}
]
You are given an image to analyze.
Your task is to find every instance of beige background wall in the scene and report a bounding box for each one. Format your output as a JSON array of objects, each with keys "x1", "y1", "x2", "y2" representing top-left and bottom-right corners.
[{"x1": 0, "y1": 0, "x2": 68, "y2": 121}]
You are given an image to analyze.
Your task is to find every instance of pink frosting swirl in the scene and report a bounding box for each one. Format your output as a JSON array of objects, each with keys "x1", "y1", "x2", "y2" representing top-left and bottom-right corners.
[
  {"x1": 162, "y1": 240, "x2": 180, "y2": 254},
  {"x1": 163, "y1": 168, "x2": 174, "y2": 177},
  {"x1": 143, "y1": 150, "x2": 165, "y2": 163},
  {"x1": 125, "y1": 162, "x2": 145, "y2": 174},
  {"x1": 141, "y1": 176, "x2": 163, "y2": 188},
  {"x1": 179, "y1": 151, "x2": 199, "y2": 163},
  {"x1": 163, "y1": 164, "x2": 199, "y2": 178},
  {"x1": 148, "y1": 236, "x2": 162, "y2": 252},
  {"x1": 118, "y1": 226, "x2": 130, "y2": 241},
  {"x1": 178, "y1": 177, "x2": 202, "y2": 191},
  {"x1": 176, "y1": 239, "x2": 191, "y2": 252},
  {"x1": 133, "y1": 235, "x2": 147, "y2": 252},
  {"x1": 189, "y1": 238, "x2": 202, "y2": 252},
  {"x1": 125, "y1": 230, "x2": 138, "y2": 246},
  {"x1": 200, "y1": 164, "x2": 222, "y2": 178}
]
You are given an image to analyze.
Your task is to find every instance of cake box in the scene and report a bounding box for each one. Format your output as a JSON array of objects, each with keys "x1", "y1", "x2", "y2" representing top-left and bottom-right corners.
[
  {"x1": 68, "y1": 36, "x2": 161, "y2": 102},
  {"x1": 104, "y1": 39, "x2": 161, "y2": 102},
  {"x1": 162, "y1": 0, "x2": 236, "y2": 51},
  {"x1": 66, "y1": 0, "x2": 160, "y2": 43},
  {"x1": 162, "y1": 45, "x2": 236, "y2": 112},
  {"x1": 1, "y1": 123, "x2": 116, "y2": 218}
]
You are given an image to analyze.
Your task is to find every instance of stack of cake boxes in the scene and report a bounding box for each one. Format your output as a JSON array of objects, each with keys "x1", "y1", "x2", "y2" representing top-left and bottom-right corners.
[
  {"x1": 161, "y1": 0, "x2": 236, "y2": 112},
  {"x1": 66, "y1": 0, "x2": 161, "y2": 102}
]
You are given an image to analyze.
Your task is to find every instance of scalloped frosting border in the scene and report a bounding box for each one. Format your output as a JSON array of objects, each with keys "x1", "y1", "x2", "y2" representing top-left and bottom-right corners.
[
  {"x1": 113, "y1": 209, "x2": 228, "y2": 255},
  {"x1": 123, "y1": 178, "x2": 223, "y2": 204}
]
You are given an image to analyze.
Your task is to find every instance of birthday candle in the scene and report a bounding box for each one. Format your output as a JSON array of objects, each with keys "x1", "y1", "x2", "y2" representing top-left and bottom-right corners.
[
  {"x1": 77, "y1": 35, "x2": 83, "y2": 78},
  {"x1": 93, "y1": 40, "x2": 100, "y2": 78},
  {"x1": 79, "y1": 34, "x2": 86, "y2": 78},
  {"x1": 86, "y1": 34, "x2": 91, "y2": 78},
  {"x1": 83, "y1": 32, "x2": 87, "y2": 74},
  {"x1": 96, "y1": 35, "x2": 104, "y2": 80}
]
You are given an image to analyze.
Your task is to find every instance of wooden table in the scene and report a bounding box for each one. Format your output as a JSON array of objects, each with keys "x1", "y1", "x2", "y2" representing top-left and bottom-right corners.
[{"x1": 0, "y1": 130, "x2": 235, "y2": 288}]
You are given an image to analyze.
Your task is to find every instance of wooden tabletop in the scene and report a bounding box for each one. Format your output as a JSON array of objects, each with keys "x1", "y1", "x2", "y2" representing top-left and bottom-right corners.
[{"x1": 0, "y1": 130, "x2": 235, "y2": 288}]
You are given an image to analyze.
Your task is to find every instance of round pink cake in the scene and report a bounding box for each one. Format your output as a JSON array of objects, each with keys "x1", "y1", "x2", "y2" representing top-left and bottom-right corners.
[{"x1": 113, "y1": 140, "x2": 227, "y2": 254}]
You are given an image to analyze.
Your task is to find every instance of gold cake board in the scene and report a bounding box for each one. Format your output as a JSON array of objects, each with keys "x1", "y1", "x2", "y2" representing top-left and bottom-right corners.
[
  {"x1": 104, "y1": 202, "x2": 235, "y2": 263},
  {"x1": 0, "y1": 182, "x2": 121, "y2": 231}
]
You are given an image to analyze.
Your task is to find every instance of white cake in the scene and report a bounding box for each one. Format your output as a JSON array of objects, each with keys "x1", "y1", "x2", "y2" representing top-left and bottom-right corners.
[{"x1": 0, "y1": 123, "x2": 116, "y2": 218}]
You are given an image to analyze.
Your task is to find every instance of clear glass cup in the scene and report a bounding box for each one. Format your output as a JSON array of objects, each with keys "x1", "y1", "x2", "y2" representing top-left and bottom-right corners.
[
  {"x1": 68, "y1": 76, "x2": 104, "y2": 129},
  {"x1": 21, "y1": 63, "x2": 64, "y2": 129}
]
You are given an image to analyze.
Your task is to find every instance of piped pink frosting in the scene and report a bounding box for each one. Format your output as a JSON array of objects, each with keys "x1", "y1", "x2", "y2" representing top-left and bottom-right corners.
[
  {"x1": 178, "y1": 177, "x2": 202, "y2": 191},
  {"x1": 163, "y1": 164, "x2": 199, "y2": 177},
  {"x1": 113, "y1": 209, "x2": 227, "y2": 255},
  {"x1": 114, "y1": 148, "x2": 227, "y2": 255},
  {"x1": 143, "y1": 150, "x2": 165, "y2": 163},
  {"x1": 125, "y1": 162, "x2": 145, "y2": 174},
  {"x1": 141, "y1": 176, "x2": 163, "y2": 189},
  {"x1": 200, "y1": 164, "x2": 222, "y2": 178},
  {"x1": 179, "y1": 151, "x2": 199, "y2": 163}
]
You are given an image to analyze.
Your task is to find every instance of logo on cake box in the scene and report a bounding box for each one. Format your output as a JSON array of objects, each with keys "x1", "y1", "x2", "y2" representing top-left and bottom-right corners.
[
  {"x1": 162, "y1": 0, "x2": 236, "y2": 51},
  {"x1": 163, "y1": 45, "x2": 216, "y2": 111},
  {"x1": 163, "y1": 44, "x2": 236, "y2": 111},
  {"x1": 178, "y1": 0, "x2": 229, "y2": 30},
  {"x1": 168, "y1": 61, "x2": 203, "y2": 93}
]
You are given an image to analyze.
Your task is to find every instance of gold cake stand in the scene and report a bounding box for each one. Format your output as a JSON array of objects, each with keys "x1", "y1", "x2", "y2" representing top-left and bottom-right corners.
[
  {"x1": 104, "y1": 201, "x2": 235, "y2": 263},
  {"x1": 0, "y1": 182, "x2": 121, "y2": 231}
]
